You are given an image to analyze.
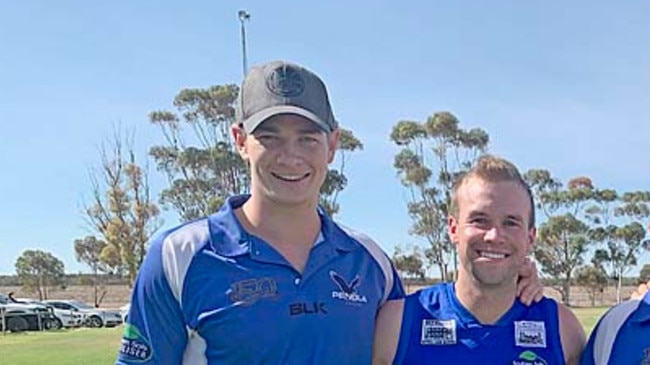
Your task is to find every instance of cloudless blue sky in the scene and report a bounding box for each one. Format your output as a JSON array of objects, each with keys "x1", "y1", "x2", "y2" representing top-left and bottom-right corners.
[{"x1": 1, "y1": 1, "x2": 649, "y2": 275}]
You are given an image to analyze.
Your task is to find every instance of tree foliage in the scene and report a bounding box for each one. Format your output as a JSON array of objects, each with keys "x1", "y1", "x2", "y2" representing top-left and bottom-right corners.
[
  {"x1": 575, "y1": 265, "x2": 608, "y2": 306},
  {"x1": 392, "y1": 245, "x2": 425, "y2": 292},
  {"x1": 73, "y1": 235, "x2": 111, "y2": 306},
  {"x1": 149, "y1": 85, "x2": 249, "y2": 221},
  {"x1": 15, "y1": 250, "x2": 65, "y2": 300},
  {"x1": 390, "y1": 112, "x2": 488, "y2": 281},
  {"x1": 84, "y1": 129, "x2": 161, "y2": 286},
  {"x1": 526, "y1": 173, "x2": 595, "y2": 305},
  {"x1": 319, "y1": 128, "x2": 363, "y2": 216}
]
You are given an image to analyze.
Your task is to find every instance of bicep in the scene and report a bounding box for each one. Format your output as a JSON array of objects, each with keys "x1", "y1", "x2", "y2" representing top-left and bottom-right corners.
[
  {"x1": 558, "y1": 304, "x2": 586, "y2": 365},
  {"x1": 373, "y1": 299, "x2": 404, "y2": 365}
]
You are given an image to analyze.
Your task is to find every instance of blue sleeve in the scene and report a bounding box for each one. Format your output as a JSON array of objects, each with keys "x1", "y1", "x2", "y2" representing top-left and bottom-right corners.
[
  {"x1": 387, "y1": 261, "x2": 406, "y2": 301},
  {"x1": 116, "y1": 234, "x2": 188, "y2": 365}
]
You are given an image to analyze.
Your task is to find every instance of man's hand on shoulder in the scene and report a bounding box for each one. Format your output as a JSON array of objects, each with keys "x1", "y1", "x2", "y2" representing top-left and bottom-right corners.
[
  {"x1": 630, "y1": 280, "x2": 649, "y2": 300},
  {"x1": 517, "y1": 258, "x2": 544, "y2": 306}
]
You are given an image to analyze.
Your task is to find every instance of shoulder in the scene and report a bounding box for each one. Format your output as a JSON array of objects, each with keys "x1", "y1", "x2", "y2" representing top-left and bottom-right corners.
[
  {"x1": 144, "y1": 218, "x2": 212, "y2": 302},
  {"x1": 556, "y1": 303, "x2": 586, "y2": 365}
]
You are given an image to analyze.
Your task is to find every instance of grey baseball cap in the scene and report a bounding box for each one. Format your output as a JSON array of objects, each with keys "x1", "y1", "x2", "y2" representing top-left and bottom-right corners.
[{"x1": 235, "y1": 60, "x2": 339, "y2": 133}]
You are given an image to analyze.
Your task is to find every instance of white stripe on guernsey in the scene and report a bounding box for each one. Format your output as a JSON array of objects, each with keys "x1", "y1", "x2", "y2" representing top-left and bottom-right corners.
[
  {"x1": 182, "y1": 329, "x2": 207, "y2": 365},
  {"x1": 161, "y1": 219, "x2": 210, "y2": 305},
  {"x1": 593, "y1": 298, "x2": 642, "y2": 365},
  {"x1": 338, "y1": 223, "x2": 394, "y2": 305}
]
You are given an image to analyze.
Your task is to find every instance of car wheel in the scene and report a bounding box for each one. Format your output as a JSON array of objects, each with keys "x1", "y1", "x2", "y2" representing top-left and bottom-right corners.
[
  {"x1": 47, "y1": 318, "x2": 63, "y2": 330},
  {"x1": 7, "y1": 317, "x2": 29, "y2": 332},
  {"x1": 87, "y1": 315, "x2": 103, "y2": 328}
]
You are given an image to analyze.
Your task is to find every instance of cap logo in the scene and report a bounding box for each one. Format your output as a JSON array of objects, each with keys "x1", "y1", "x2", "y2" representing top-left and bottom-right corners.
[{"x1": 266, "y1": 66, "x2": 305, "y2": 97}]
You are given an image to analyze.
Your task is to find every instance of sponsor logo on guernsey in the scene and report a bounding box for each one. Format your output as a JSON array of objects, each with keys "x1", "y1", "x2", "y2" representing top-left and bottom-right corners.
[
  {"x1": 120, "y1": 324, "x2": 153, "y2": 362},
  {"x1": 515, "y1": 321, "x2": 547, "y2": 348},
  {"x1": 289, "y1": 301, "x2": 328, "y2": 316},
  {"x1": 643, "y1": 348, "x2": 650, "y2": 365},
  {"x1": 329, "y1": 271, "x2": 368, "y2": 304},
  {"x1": 228, "y1": 277, "x2": 278, "y2": 305},
  {"x1": 512, "y1": 350, "x2": 548, "y2": 365},
  {"x1": 420, "y1": 319, "x2": 457, "y2": 345}
]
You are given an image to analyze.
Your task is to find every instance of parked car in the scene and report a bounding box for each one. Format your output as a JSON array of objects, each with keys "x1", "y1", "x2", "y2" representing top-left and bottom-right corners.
[
  {"x1": 119, "y1": 303, "x2": 130, "y2": 323},
  {"x1": 42, "y1": 299, "x2": 123, "y2": 328},
  {"x1": 15, "y1": 298, "x2": 84, "y2": 329},
  {"x1": 0, "y1": 293, "x2": 57, "y2": 332}
]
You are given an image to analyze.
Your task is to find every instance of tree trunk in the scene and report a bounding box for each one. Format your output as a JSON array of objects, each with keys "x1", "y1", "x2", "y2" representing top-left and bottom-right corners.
[
  {"x1": 616, "y1": 271, "x2": 623, "y2": 304},
  {"x1": 563, "y1": 273, "x2": 571, "y2": 306}
]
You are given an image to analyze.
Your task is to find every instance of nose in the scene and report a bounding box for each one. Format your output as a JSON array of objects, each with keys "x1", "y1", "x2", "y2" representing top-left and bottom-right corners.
[
  {"x1": 483, "y1": 226, "x2": 504, "y2": 243},
  {"x1": 275, "y1": 140, "x2": 305, "y2": 166}
]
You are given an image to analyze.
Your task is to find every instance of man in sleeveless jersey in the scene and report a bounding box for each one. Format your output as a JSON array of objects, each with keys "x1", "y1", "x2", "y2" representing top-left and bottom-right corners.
[
  {"x1": 581, "y1": 281, "x2": 650, "y2": 364},
  {"x1": 115, "y1": 60, "x2": 406, "y2": 365},
  {"x1": 373, "y1": 155, "x2": 585, "y2": 365}
]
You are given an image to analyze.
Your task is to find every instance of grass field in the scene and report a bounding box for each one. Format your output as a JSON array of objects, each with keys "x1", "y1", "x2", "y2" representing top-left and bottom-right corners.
[{"x1": 0, "y1": 306, "x2": 609, "y2": 365}]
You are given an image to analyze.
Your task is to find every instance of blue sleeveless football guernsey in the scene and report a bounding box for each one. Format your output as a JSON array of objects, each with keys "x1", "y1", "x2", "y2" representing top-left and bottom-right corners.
[{"x1": 394, "y1": 283, "x2": 565, "y2": 365}]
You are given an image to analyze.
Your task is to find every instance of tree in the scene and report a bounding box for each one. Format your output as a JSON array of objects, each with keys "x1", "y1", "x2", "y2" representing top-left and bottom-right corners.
[
  {"x1": 390, "y1": 112, "x2": 488, "y2": 281},
  {"x1": 392, "y1": 245, "x2": 425, "y2": 292},
  {"x1": 319, "y1": 128, "x2": 363, "y2": 216},
  {"x1": 526, "y1": 173, "x2": 595, "y2": 305},
  {"x1": 15, "y1": 250, "x2": 65, "y2": 300},
  {"x1": 73, "y1": 236, "x2": 112, "y2": 307},
  {"x1": 591, "y1": 222, "x2": 648, "y2": 303},
  {"x1": 149, "y1": 85, "x2": 249, "y2": 221},
  {"x1": 536, "y1": 214, "x2": 590, "y2": 305},
  {"x1": 575, "y1": 265, "x2": 608, "y2": 306},
  {"x1": 84, "y1": 128, "x2": 162, "y2": 286},
  {"x1": 640, "y1": 264, "x2": 650, "y2": 283}
]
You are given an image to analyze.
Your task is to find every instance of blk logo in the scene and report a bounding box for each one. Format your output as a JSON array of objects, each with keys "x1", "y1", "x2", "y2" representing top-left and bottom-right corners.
[{"x1": 289, "y1": 302, "x2": 327, "y2": 316}]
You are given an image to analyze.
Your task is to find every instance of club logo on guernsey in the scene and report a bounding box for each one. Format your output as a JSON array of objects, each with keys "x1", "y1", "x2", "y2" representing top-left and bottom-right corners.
[
  {"x1": 329, "y1": 271, "x2": 368, "y2": 304},
  {"x1": 120, "y1": 323, "x2": 153, "y2": 362},
  {"x1": 228, "y1": 277, "x2": 278, "y2": 305},
  {"x1": 513, "y1": 350, "x2": 548, "y2": 365},
  {"x1": 515, "y1": 321, "x2": 547, "y2": 348},
  {"x1": 421, "y1": 319, "x2": 457, "y2": 345}
]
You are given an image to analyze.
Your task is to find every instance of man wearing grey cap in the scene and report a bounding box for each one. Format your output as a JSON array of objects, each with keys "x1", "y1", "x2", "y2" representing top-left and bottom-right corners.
[{"x1": 116, "y1": 60, "x2": 405, "y2": 365}]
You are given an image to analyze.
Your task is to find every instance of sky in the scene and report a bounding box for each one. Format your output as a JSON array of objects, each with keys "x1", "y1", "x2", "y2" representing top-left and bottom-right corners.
[{"x1": 1, "y1": 1, "x2": 649, "y2": 276}]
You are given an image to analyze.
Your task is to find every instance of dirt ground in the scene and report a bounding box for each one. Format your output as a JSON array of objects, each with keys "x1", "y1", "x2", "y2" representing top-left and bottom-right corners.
[{"x1": 0, "y1": 283, "x2": 638, "y2": 309}]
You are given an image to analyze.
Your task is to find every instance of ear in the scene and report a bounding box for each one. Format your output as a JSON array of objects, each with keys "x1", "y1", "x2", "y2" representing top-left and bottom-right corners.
[
  {"x1": 448, "y1": 215, "x2": 459, "y2": 244},
  {"x1": 327, "y1": 129, "x2": 340, "y2": 163},
  {"x1": 231, "y1": 123, "x2": 249, "y2": 160}
]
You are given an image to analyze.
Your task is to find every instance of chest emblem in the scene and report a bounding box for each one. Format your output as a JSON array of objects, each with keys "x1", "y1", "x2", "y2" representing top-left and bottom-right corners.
[
  {"x1": 515, "y1": 321, "x2": 547, "y2": 348},
  {"x1": 421, "y1": 319, "x2": 457, "y2": 345},
  {"x1": 329, "y1": 271, "x2": 368, "y2": 304}
]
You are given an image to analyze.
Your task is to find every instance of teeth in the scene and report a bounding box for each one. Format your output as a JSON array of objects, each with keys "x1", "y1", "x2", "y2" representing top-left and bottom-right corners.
[
  {"x1": 273, "y1": 173, "x2": 307, "y2": 181},
  {"x1": 479, "y1": 251, "x2": 506, "y2": 259}
]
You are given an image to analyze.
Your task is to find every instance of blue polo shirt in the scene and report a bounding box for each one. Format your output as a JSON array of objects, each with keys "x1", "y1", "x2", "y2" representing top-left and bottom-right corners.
[
  {"x1": 116, "y1": 195, "x2": 404, "y2": 365},
  {"x1": 581, "y1": 290, "x2": 650, "y2": 365},
  {"x1": 394, "y1": 283, "x2": 565, "y2": 365}
]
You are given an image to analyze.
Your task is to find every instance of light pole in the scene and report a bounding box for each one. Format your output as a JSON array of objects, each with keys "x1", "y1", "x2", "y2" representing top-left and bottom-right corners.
[{"x1": 238, "y1": 10, "x2": 251, "y2": 78}]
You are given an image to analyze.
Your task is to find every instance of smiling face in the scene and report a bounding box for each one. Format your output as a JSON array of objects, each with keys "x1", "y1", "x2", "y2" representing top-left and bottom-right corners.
[
  {"x1": 449, "y1": 177, "x2": 536, "y2": 289},
  {"x1": 233, "y1": 113, "x2": 338, "y2": 209}
]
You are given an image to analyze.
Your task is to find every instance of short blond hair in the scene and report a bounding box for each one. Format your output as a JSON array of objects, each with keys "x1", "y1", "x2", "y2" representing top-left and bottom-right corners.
[{"x1": 449, "y1": 154, "x2": 535, "y2": 228}]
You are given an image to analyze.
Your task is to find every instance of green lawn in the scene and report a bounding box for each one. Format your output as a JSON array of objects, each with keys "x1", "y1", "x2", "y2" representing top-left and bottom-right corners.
[
  {"x1": 0, "y1": 307, "x2": 610, "y2": 364},
  {"x1": 0, "y1": 326, "x2": 122, "y2": 365},
  {"x1": 573, "y1": 306, "x2": 608, "y2": 336}
]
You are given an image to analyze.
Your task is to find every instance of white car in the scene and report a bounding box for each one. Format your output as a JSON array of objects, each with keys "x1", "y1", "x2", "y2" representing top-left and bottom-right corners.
[
  {"x1": 42, "y1": 300, "x2": 123, "y2": 328},
  {"x1": 0, "y1": 293, "x2": 57, "y2": 331},
  {"x1": 16, "y1": 298, "x2": 84, "y2": 329}
]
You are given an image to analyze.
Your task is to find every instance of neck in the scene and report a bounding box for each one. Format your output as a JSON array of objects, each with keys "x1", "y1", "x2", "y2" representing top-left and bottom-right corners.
[
  {"x1": 454, "y1": 272, "x2": 517, "y2": 324},
  {"x1": 239, "y1": 194, "x2": 322, "y2": 247}
]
